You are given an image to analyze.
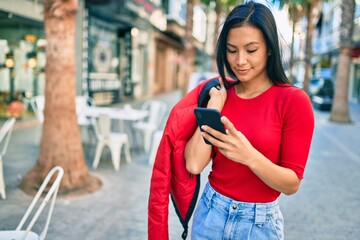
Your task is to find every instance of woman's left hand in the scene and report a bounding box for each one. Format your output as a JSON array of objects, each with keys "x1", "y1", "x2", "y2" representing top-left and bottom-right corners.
[{"x1": 201, "y1": 116, "x2": 258, "y2": 166}]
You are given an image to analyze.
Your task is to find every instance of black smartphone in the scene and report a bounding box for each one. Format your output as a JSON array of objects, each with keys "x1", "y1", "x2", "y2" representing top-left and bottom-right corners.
[{"x1": 194, "y1": 107, "x2": 226, "y2": 145}]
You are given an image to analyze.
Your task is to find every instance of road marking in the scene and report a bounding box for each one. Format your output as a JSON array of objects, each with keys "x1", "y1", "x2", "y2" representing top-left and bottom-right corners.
[{"x1": 317, "y1": 127, "x2": 360, "y2": 164}]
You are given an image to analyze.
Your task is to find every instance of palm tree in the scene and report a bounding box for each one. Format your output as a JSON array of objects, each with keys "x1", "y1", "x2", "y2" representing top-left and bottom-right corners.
[
  {"x1": 302, "y1": 0, "x2": 319, "y2": 94},
  {"x1": 330, "y1": 0, "x2": 355, "y2": 123},
  {"x1": 201, "y1": 0, "x2": 240, "y2": 72},
  {"x1": 278, "y1": 0, "x2": 319, "y2": 92},
  {"x1": 21, "y1": 0, "x2": 101, "y2": 196},
  {"x1": 282, "y1": 1, "x2": 304, "y2": 83},
  {"x1": 183, "y1": 0, "x2": 197, "y2": 95}
]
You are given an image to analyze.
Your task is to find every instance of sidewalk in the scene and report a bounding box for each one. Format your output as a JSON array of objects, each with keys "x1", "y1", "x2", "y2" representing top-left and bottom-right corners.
[
  {"x1": 0, "y1": 90, "x2": 184, "y2": 240},
  {"x1": 0, "y1": 94, "x2": 359, "y2": 240}
]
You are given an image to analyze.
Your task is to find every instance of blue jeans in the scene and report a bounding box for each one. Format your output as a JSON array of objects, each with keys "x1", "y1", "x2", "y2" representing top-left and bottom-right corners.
[{"x1": 191, "y1": 183, "x2": 284, "y2": 240}]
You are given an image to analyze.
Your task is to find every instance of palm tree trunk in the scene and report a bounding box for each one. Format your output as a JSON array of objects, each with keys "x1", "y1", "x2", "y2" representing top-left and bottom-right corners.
[
  {"x1": 183, "y1": 0, "x2": 196, "y2": 95},
  {"x1": 303, "y1": 1, "x2": 315, "y2": 94},
  {"x1": 330, "y1": 0, "x2": 355, "y2": 123},
  {"x1": 211, "y1": 0, "x2": 221, "y2": 72},
  {"x1": 289, "y1": 6, "x2": 297, "y2": 84},
  {"x1": 21, "y1": 0, "x2": 101, "y2": 196},
  {"x1": 330, "y1": 48, "x2": 352, "y2": 123}
]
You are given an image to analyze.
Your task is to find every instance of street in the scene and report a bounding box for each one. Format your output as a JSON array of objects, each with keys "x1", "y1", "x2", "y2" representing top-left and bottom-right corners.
[
  {"x1": 280, "y1": 104, "x2": 360, "y2": 240},
  {"x1": 0, "y1": 94, "x2": 359, "y2": 239}
]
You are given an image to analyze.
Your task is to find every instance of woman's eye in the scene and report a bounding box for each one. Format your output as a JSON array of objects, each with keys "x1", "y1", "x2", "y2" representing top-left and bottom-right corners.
[
  {"x1": 226, "y1": 48, "x2": 236, "y2": 54},
  {"x1": 247, "y1": 49, "x2": 258, "y2": 53}
]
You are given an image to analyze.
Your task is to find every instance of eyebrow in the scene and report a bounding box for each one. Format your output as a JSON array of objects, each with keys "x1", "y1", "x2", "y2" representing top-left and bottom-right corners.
[{"x1": 226, "y1": 41, "x2": 260, "y2": 48}]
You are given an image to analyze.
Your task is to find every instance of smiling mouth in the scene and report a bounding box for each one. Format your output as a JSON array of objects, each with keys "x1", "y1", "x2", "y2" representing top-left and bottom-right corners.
[{"x1": 235, "y1": 68, "x2": 252, "y2": 73}]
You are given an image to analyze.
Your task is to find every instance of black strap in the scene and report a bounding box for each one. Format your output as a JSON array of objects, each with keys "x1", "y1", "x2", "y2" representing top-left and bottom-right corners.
[
  {"x1": 172, "y1": 174, "x2": 201, "y2": 240},
  {"x1": 198, "y1": 78, "x2": 220, "y2": 107},
  {"x1": 181, "y1": 228, "x2": 188, "y2": 239},
  {"x1": 175, "y1": 79, "x2": 221, "y2": 239}
]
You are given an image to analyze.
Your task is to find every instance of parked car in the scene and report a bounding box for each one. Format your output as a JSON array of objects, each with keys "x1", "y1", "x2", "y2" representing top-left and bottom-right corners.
[
  {"x1": 293, "y1": 77, "x2": 334, "y2": 111},
  {"x1": 310, "y1": 78, "x2": 334, "y2": 111}
]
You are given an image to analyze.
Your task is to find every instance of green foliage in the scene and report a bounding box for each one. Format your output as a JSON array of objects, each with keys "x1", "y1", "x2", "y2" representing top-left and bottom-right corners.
[
  {"x1": 277, "y1": 0, "x2": 312, "y2": 9},
  {"x1": 201, "y1": 0, "x2": 212, "y2": 5},
  {"x1": 200, "y1": 0, "x2": 243, "y2": 9}
]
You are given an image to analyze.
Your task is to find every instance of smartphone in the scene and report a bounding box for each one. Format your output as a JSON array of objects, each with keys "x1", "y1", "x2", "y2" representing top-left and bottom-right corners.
[{"x1": 194, "y1": 107, "x2": 226, "y2": 145}]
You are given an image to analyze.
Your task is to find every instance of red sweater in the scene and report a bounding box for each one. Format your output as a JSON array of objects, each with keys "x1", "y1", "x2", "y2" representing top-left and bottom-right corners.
[{"x1": 209, "y1": 84, "x2": 314, "y2": 202}]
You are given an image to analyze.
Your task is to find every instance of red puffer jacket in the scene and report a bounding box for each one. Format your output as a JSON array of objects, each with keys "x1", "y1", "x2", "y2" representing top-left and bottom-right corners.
[{"x1": 148, "y1": 78, "x2": 223, "y2": 240}]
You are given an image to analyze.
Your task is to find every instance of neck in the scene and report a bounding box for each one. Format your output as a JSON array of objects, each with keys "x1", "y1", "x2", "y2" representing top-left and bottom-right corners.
[{"x1": 235, "y1": 80, "x2": 272, "y2": 99}]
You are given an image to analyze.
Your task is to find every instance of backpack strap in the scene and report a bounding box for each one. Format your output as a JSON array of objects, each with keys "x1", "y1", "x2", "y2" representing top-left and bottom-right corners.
[{"x1": 198, "y1": 78, "x2": 221, "y2": 107}]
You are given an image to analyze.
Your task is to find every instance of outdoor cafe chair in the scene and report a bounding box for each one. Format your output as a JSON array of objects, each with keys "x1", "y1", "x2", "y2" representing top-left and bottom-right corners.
[
  {"x1": 30, "y1": 96, "x2": 93, "y2": 126},
  {"x1": 133, "y1": 100, "x2": 167, "y2": 152},
  {"x1": 30, "y1": 96, "x2": 45, "y2": 124},
  {"x1": 0, "y1": 117, "x2": 16, "y2": 200},
  {"x1": 30, "y1": 95, "x2": 95, "y2": 143},
  {"x1": 92, "y1": 114, "x2": 132, "y2": 171},
  {"x1": 0, "y1": 166, "x2": 64, "y2": 240},
  {"x1": 76, "y1": 95, "x2": 95, "y2": 142}
]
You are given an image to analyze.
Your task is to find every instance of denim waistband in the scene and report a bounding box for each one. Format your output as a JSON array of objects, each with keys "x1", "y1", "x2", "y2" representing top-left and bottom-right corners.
[{"x1": 203, "y1": 182, "x2": 279, "y2": 224}]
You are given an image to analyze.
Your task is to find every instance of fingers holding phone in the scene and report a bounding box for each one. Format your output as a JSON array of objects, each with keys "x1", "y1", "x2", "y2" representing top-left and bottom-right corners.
[{"x1": 194, "y1": 107, "x2": 227, "y2": 145}]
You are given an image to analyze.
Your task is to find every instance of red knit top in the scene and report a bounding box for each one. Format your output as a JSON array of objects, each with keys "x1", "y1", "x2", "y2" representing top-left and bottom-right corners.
[{"x1": 209, "y1": 84, "x2": 314, "y2": 202}]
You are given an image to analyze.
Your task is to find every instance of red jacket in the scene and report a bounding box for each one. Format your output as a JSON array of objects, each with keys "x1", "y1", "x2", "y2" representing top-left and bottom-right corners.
[{"x1": 148, "y1": 78, "x2": 223, "y2": 239}]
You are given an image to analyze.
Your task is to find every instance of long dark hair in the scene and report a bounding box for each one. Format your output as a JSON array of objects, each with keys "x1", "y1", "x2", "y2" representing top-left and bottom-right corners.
[{"x1": 216, "y1": 1, "x2": 289, "y2": 88}]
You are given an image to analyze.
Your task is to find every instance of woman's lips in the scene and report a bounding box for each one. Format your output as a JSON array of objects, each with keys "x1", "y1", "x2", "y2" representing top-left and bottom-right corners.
[{"x1": 235, "y1": 68, "x2": 252, "y2": 74}]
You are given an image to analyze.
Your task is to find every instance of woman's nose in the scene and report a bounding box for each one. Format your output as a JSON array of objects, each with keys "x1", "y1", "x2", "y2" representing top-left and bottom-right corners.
[{"x1": 236, "y1": 51, "x2": 247, "y2": 65}]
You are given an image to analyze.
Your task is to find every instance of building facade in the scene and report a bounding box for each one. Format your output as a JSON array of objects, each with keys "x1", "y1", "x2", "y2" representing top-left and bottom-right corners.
[
  {"x1": 312, "y1": 0, "x2": 360, "y2": 103},
  {"x1": 0, "y1": 0, "x2": 45, "y2": 117},
  {"x1": 0, "y1": 0, "x2": 210, "y2": 117}
]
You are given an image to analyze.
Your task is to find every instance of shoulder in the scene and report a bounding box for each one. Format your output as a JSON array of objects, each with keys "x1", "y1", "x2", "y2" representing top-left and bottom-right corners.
[
  {"x1": 272, "y1": 84, "x2": 311, "y2": 104},
  {"x1": 273, "y1": 84, "x2": 314, "y2": 123},
  {"x1": 272, "y1": 83, "x2": 305, "y2": 94}
]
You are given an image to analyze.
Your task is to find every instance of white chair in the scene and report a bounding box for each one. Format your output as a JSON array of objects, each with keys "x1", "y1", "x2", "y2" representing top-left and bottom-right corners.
[
  {"x1": 30, "y1": 95, "x2": 93, "y2": 126},
  {"x1": 76, "y1": 96, "x2": 94, "y2": 142},
  {"x1": 0, "y1": 166, "x2": 64, "y2": 240},
  {"x1": 92, "y1": 114, "x2": 132, "y2": 171},
  {"x1": 0, "y1": 117, "x2": 16, "y2": 200},
  {"x1": 30, "y1": 96, "x2": 45, "y2": 123},
  {"x1": 133, "y1": 100, "x2": 167, "y2": 152}
]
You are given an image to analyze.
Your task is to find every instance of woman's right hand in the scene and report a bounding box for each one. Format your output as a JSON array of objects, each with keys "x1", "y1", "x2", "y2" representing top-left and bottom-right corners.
[
  {"x1": 207, "y1": 79, "x2": 227, "y2": 111},
  {"x1": 185, "y1": 79, "x2": 227, "y2": 174}
]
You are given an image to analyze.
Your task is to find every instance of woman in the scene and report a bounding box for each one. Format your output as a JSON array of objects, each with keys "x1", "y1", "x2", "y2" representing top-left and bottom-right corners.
[{"x1": 185, "y1": 1, "x2": 314, "y2": 239}]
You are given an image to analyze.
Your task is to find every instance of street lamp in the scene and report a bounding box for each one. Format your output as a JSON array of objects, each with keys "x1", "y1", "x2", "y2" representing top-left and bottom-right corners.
[
  {"x1": 5, "y1": 53, "x2": 14, "y2": 102},
  {"x1": 4, "y1": 54, "x2": 14, "y2": 68},
  {"x1": 27, "y1": 51, "x2": 38, "y2": 96}
]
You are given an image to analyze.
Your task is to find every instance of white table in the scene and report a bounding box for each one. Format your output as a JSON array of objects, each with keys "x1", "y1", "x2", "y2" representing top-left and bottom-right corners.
[
  {"x1": 82, "y1": 106, "x2": 149, "y2": 147},
  {"x1": 83, "y1": 106, "x2": 148, "y2": 121}
]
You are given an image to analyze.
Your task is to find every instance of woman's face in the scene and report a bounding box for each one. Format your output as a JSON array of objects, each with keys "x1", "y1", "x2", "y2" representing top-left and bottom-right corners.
[{"x1": 226, "y1": 24, "x2": 269, "y2": 83}]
